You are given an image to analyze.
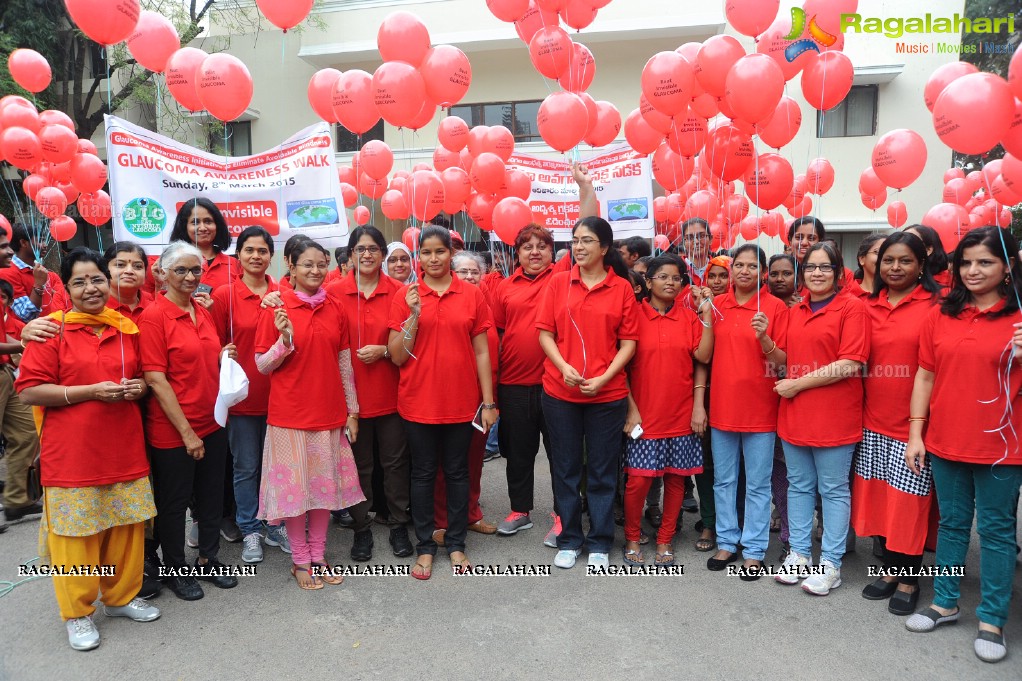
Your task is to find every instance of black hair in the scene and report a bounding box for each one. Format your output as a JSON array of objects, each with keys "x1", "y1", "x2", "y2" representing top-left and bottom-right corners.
[
  {"x1": 941, "y1": 226, "x2": 1022, "y2": 319},
  {"x1": 731, "y1": 243, "x2": 767, "y2": 271},
  {"x1": 854, "y1": 233, "x2": 887, "y2": 281},
  {"x1": 288, "y1": 240, "x2": 330, "y2": 267},
  {"x1": 169, "y1": 197, "x2": 232, "y2": 253},
  {"x1": 788, "y1": 215, "x2": 826, "y2": 243},
  {"x1": 346, "y1": 225, "x2": 386, "y2": 255},
  {"x1": 769, "y1": 253, "x2": 796, "y2": 271},
  {"x1": 636, "y1": 255, "x2": 654, "y2": 268},
  {"x1": 905, "y1": 223, "x2": 950, "y2": 281},
  {"x1": 236, "y1": 227, "x2": 275, "y2": 256},
  {"x1": 283, "y1": 234, "x2": 312, "y2": 261},
  {"x1": 869, "y1": 232, "x2": 941, "y2": 300},
  {"x1": 624, "y1": 236, "x2": 652, "y2": 258},
  {"x1": 9, "y1": 223, "x2": 32, "y2": 253},
  {"x1": 419, "y1": 224, "x2": 452, "y2": 249},
  {"x1": 628, "y1": 269, "x2": 649, "y2": 302},
  {"x1": 573, "y1": 216, "x2": 629, "y2": 279},
  {"x1": 0, "y1": 279, "x2": 14, "y2": 303},
  {"x1": 645, "y1": 253, "x2": 690, "y2": 287},
  {"x1": 103, "y1": 241, "x2": 147, "y2": 265},
  {"x1": 60, "y1": 247, "x2": 109, "y2": 287},
  {"x1": 800, "y1": 242, "x2": 844, "y2": 293},
  {"x1": 334, "y1": 247, "x2": 350, "y2": 266},
  {"x1": 681, "y1": 217, "x2": 711, "y2": 238}
]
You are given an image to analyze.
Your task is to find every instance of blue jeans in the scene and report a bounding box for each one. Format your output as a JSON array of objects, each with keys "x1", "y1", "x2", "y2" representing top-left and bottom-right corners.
[
  {"x1": 782, "y1": 440, "x2": 855, "y2": 568},
  {"x1": 227, "y1": 414, "x2": 267, "y2": 536},
  {"x1": 541, "y1": 392, "x2": 627, "y2": 554},
  {"x1": 930, "y1": 455, "x2": 1022, "y2": 628},
  {"x1": 486, "y1": 417, "x2": 500, "y2": 452},
  {"x1": 711, "y1": 429, "x2": 775, "y2": 560}
]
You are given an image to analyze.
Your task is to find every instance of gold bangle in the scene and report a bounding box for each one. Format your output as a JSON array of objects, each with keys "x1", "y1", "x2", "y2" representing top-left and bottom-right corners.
[
  {"x1": 764, "y1": 341, "x2": 777, "y2": 354},
  {"x1": 693, "y1": 384, "x2": 707, "y2": 390},
  {"x1": 908, "y1": 417, "x2": 928, "y2": 422},
  {"x1": 64, "y1": 387, "x2": 71, "y2": 405}
]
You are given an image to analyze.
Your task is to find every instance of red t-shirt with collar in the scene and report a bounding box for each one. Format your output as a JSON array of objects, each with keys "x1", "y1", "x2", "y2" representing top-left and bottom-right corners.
[
  {"x1": 536, "y1": 265, "x2": 640, "y2": 404},
  {"x1": 629, "y1": 299, "x2": 704, "y2": 439},
  {"x1": 139, "y1": 293, "x2": 222, "y2": 448},
  {"x1": 492, "y1": 265, "x2": 557, "y2": 386},
  {"x1": 710, "y1": 289, "x2": 789, "y2": 432},
  {"x1": 324, "y1": 268, "x2": 343, "y2": 285},
  {"x1": 201, "y1": 251, "x2": 240, "y2": 291},
  {"x1": 255, "y1": 289, "x2": 352, "y2": 431},
  {"x1": 0, "y1": 308, "x2": 24, "y2": 365},
  {"x1": 211, "y1": 277, "x2": 278, "y2": 417},
  {"x1": 16, "y1": 323, "x2": 149, "y2": 487},
  {"x1": 327, "y1": 272, "x2": 401, "y2": 419},
  {"x1": 141, "y1": 255, "x2": 159, "y2": 296},
  {"x1": 388, "y1": 275, "x2": 493, "y2": 424},
  {"x1": 863, "y1": 286, "x2": 938, "y2": 441},
  {"x1": 918, "y1": 300, "x2": 1022, "y2": 465},
  {"x1": 0, "y1": 263, "x2": 67, "y2": 315},
  {"x1": 777, "y1": 293, "x2": 871, "y2": 447},
  {"x1": 107, "y1": 290, "x2": 154, "y2": 325}
]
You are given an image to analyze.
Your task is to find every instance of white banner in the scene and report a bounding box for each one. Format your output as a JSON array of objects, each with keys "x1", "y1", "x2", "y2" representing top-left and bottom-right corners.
[
  {"x1": 105, "y1": 115, "x2": 348, "y2": 254},
  {"x1": 505, "y1": 144, "x2": 654, "y2": 241}
]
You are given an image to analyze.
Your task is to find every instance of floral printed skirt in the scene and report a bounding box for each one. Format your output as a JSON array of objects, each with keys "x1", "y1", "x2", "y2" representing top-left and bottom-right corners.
[{"x1": 257, "y1": 425, "x2": 365, "y2": 524}]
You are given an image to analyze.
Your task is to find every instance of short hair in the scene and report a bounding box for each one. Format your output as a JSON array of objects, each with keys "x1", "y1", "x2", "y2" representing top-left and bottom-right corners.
[
  {"x1": 60, "y1": 247, "x2": 109, "y2": 287},
  {"x1": 768, "y1": 253, "x2": 796, "y2": 271},
  {"x1": 788, "y1": 216, "x2": 826, "y2": 243},
  {"x1": 169, "y1": 197, "x2": 232, "y2": 253},
  {"x1": 799, "y1": 242, "x2": 844, "y2": 292},
  {"x1": 283, "y1": 234, "x2": 311, "y2": 261},
  {"x1": 9, "y1": 223, "x2": 32, "y2": 253},
  {"x1": 159, "y1": 241, "x2": 203, "y2": 271},
  {"x1": 103, "y1": 241, "x2": 147, "y2": 266},
  {"x1": 645, "y1": 253, "x2": 690, "y2": 287},
  {"x1": 346, "y1": 225, "x2": 386, "y2": 254},
  {"x1": 334, "y1": 247, "x2": 350, "y2": 266},
  {"x1": 452, "y1": 252, "x2": 485, "y2": 272},
  {"x1": 0, "y1": 279, "x2": 15, "y2": 302},
  {"x1": 236, "y1": 227, "x2": 275, "y2": 256},
  {"x1": 624, "y1": 236, "x2": 652, "y2": 258},
  {"x1": 514, "y1": 224, "x2": 555, "y2": 252}
]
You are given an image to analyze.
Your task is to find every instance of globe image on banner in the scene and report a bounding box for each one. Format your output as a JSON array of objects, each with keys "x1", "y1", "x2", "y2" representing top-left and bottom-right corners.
[
  {"x1": 607, "y1": 197, "x2": 649, "y2": 221},
  {"x1": 286, "y1": 200, "x2": 340, "y2": 229}
]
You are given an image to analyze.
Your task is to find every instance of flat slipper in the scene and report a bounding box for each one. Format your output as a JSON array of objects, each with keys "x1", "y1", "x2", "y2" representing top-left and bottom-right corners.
[
  {"x1": 411, "y1": 558, "x2": 433, "y2": 581},
  {"x1": 311, "y1": 561, "x2": 344, "y2": 586},
  {"x1": 975, "y1": 630, "x2": 1007, "y2": 663},
  {"x1": 694, "y1": 534, "x2": 715, "y2": 552},
  {"x1": 290, "y1": 564, "x2": 323, "y2": 591},
  {"x1": 623, "y1": 548, "x2": 644, "y2": 566},
  {"x1": 906, "y1": 607, "x2": 959, "y2": 633},
  {"x1": 450, "y1": 555, "x2": 472, "y2": 574},
  {"x1": 655, "y1": 550, "x2": 675, "y2": 567}
]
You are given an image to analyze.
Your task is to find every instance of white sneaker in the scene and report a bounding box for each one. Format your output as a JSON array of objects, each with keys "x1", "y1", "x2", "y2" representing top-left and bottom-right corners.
[
  {"x1": 104, "y1": 598, "x2": 161, "y2": 622},
  {"x1": 587, "y1": 552, "x2": 609, "y2": 569},
  {"x1": 554, "y1": 549, "x2": 581, "y2": 569},
  {"x1": 186, "y1": 520, "x2": 199, "y2": 548},
  {"x1": 802, "y1": 559, "x2": 842, "y2": 595},
  {"x1": 774, "y1": 550, "x2": 810, "y2": 585},
  {"x1": 66, "y1": 616, "x2": 100, "y2": 651},
  {"x1": 241, "y1": 532, "x2": 264, "y2": 563}
]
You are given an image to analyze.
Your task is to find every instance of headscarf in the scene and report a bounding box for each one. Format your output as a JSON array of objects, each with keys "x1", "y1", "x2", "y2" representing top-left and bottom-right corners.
[
  {"x1": 708, "y1": 254, "x2": 732, "y2": 272},
  {"x1": 383, "y1": 242, "x2": 417, "y2": 284}
]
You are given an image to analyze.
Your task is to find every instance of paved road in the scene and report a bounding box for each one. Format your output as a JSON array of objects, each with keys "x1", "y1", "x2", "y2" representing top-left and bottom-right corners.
[{"x1": 1, "y1": 455, "x2": 1020, "y2": 681}]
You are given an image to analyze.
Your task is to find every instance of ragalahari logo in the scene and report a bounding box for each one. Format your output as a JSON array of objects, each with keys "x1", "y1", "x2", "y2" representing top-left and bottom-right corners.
[{"x1": 782, "y1": 7, "x2": 839, "y2": 62}]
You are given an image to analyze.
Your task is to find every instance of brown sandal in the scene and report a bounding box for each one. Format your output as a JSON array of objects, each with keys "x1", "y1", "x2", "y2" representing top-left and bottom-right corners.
[
  {"x1": 290, "y1": 564, "x2": 323, "y2": 590},
  {"x1": 311, "y1": 561, "x2": 344, "y2": 586},
  {"x1": 449, "y1": 551, "x2": 472, "y2": 574}
]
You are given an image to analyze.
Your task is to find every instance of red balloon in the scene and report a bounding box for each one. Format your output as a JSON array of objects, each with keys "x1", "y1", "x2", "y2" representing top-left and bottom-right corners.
[
  {"x1": 653, "y1": 196, "x2": 669, "y2": 223},
  {"x1": 48, "y1": 215, "x2": 77, "y2": 241},
  {"x1": 943, "y1": 167, "x2": 965, "y2": 183},
  {"x1": 757, "y1": 96, "x2": 801, "y2": 149},
  {"x1": 339, "y1": 183, "x2": 358, "y2": 208},
  {"x1": 887, "y1": 201, "x2": 908, "y2": 228},
  {"x1": 358, "y1": 173, "x2": 387, "y2": 200},
  {"x1": 743, "y1": 153, "x2": 793, "y2": 211},
  {"x1": 759, "y1": 212, "x2": 783, "y2": 238},
  {"x1": 409, "y1": 170, "x2": 445, "y2": 221},
  {"x1": 64, "y1": 0, "x2": 140, "y2": 46},
  {"x1": 421, "y1": 45, "x2": 472, "y2": 107},
  {"x1": 483, "y1": 126, "x2": 514, "y2": 162},
  {"x1": 22, "y1": 175, "x2": 47, "y2": 201},
  {"x1": 1004, "y1": 154, "x2": 1022, "y2": 195},
  {"x1": 529, "y1": 26, "x2": 572, "y2": 79},
  {"x1": 331, "y1": 70, "x2": 380, "y2": 135},
  {"x1": 373, "y1": 61, "x2": 426, "y2": 128},
  {"x1": 923, "y1": 203, "x2": 969, "y2": 251},
  {"x1": 39, "y1": 109, "x2": 75, "y2": 131},
  {"x1": 1011, "y1": 47, "x2": 1022, "y2": 100},
  {"x1": 756, "y1": 18, "x2": 817, "y2": 82},
  {"x1": 690, "y1": 93, "x2": 719, "y2": 119},
  {"x1": 406, "y1": 101, "x2": 438, "y2": 132},
  {"x1": 470, "y1": 153, "x2": 506, "y2": 194},
  {"x1": 801, "y1": 51, "x2": 854, "y2": 112},
  {"x1": 990, "y1": 175, "x2": 1022, "y2": 207},
  {"x1": 805, "y1": 158, "x2": 834, "y2": 195},
  {"x1": 353, "y1": 205, "x2": 371, "y2": 226},
  {"x1": 695, "y1": 35, "x2": 745, "y2": 99},
  {"x1": 77, "y1": 139, "x2": 98, "y2": 156},
  {"x1": 965, "y1": 170, "x2": 984, "y2": 194},
  {"x1": 686, "y1": 190, "x2": 719, "y2": 222},
  {"x1": 871, "y1": 129, "x2": 927, "y2": 190},
  {"x1": 942, "y1": 177, "x2": 970, "y2": 206},
  {"x1": 308, "y1": 69, "x2": 342, "y2": 123},
  {"x1": 39, "y1": 124, "x2": 78, "y2": 164},
  {"x1": 432, "y1": 145, "x2": 459, "y2": 171},
  {"x1": 78, "y1": 190, "x2": 111, "y2": 226},
  {"x1": 70, "y1": 153, "x2": 107, "y2": 193},
  {"x1": 666, "y1": 109, "x2": 706, "y2": 157},
  {"x1": 359, "y1": 140, "x2": 393, "y2": 180},
  {"x1": 1002, "y1": 98, "x2": 1022, "y2": 158},
  {"x1": 165, "y1": 47, "x2": 208, "y2": 112},
  {"x1": 381, "y1": 190, "x2": 410, "y2": 221},
  {"x1": 56, "y1": 182, "x2": 78, "y2": 205},
  {"x1": 197, "y1": 53, "x2": 253, "y2": 122},
  {"x1": 467, "y1": 192, "x2": 498, "y2": 230},
  {"x1": 560, "y1": 0, "x2": 598, "y2": 30},
  {"x1": 923, "y1": 61, "x2": 978, "y2": 112},
  {"x1": 724, "y1": 194, "x2": 750, "y2": 224},
  {"x1": 492, "y1": 197, "x2": 533, "y2": 245},
  {"x1": 640, "y1": 95, "x2": 673, "y2": 134},
  {"x1": 487, "y1": 0, "x2": 530, "y2": 22},
  {"x1": 703, "y1": 125, "x2": 754, "y2": 182},
  {"x1": 466, "y1": 126, "x2": 490, "y2": 157},
  {"x1": 1, "y1": 127, "x2": 41, "y2": 171},
  {"x1": 585, "y1": 101, "x2": 621, "y2": 147},
  {"x1": 8, "y1": 49, "x2": 51, "y2": 93},
  {"x1": 51, "y1": 161, "x2": 72, "y2": 184},
  {"x1": 624, "y1": 108, "x2": 664, "y2": 155},
  {"x1": 652, "y1": 143, "x2": 694, "y2": 191},
  {"x1": 558, "y1": 42, "x2": 596, "y2": 93},
  {"x1": 433, "y1": 119, "x2": 467, "y2": 157},
  {"x1": 441, "y1": 167, "x2": 473, "y2": 204},
  {"x1": 653, "y1": 234, "x2": 670, "y2": 251},
  {"x1": 126, "y1": 11, "x2": 180, "y2": 73},
  {"x1": 933, "y1": 73, "x2": 1015, "y2": 155},
  {"x1": 402, "y1": 227, "x2": 421, "y2": 251},
  {"x1": 641, "y1": 51, "x2": 695, "y2": 116},
  {"x1": 725, "y1": 54, "x2": 784, "y2": 124},
  {"x1": 1, "y1": 102, "x2": 40, "y2": 132},
  {"x1": 256, "y1": 0, "x2": 313, "y2": 30},
  {"x1": 725, "y1": 0, "x2": 779, "y2": 38},
  {"x1": 515, "y1": 1, "x2": 560, "y2": 43},
  {"x1": 858, "y1": 167, "x2": 885, "y2": 196},
  {"x1": 537, "y1": 92, "x2": 588, "y2": 152},
  {"x1": 377, "y1": 12, "x2": 431, "y2": 67},
  {"x1": 666, "y1": 193, "x2": 684, "y2": 222},
  {"x1": 860, "y1": 190, "x2": 887, "y2": 211}
]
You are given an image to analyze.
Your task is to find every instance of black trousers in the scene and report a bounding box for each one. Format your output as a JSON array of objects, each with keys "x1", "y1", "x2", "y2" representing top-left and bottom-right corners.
[
  {"x1": 498, "y1": 384, "x2": 554, "y2": 515},
  {"x1": 349, "y1": 412, "x2": 411, "y2": 531},
  {"x1": 150, "y1": 428, "x2": 229, "y2": 569},
  {"x1": 404, "y1": 420, "x2": 473, "y2": 556}
]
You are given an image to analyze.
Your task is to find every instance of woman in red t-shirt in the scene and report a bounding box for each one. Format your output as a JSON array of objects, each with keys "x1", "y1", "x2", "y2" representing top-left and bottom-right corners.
[
  {"x1": 904, "y1": 224, "x2": 951, "y2": 289},
  {"x1": 903, "y1": 227, "x2": 1022, "y2": 664},
  {"x1": 168, "y1": 198, "x2": 238, "y2": 292},
  {"x1": 17, "y1": 248, "x2": 158, "y2": 651},
  {"x1": 850, "y1": 233, "x2": 885, "y2": 299}
]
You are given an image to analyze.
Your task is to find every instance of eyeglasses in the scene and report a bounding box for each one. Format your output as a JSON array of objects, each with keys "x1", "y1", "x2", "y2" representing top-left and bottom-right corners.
[
  {"x1": 354, "y1": 246, "x2": 381, "y2": 255},
  {"x1": 802, "y1": 264, "x2": 835, "y2": 273},
  {"x1": 571, "y1": 237, "x2": 599, "y2": 246},
  {"x1": 650, "y1": 274, "x2": 683, "y2": 283},
  {"x1": 455, "y1": 268, "x2": 481, "y2": 276},
  {"x1": 68, "y1": 276, "x2": 108, "y2": 289},
  {"x1": 296, "y1": 262, "x2": 328, "y2": 271},
  {"x1": 169, "y1": 266, "x2": 203, "y2": 278}
]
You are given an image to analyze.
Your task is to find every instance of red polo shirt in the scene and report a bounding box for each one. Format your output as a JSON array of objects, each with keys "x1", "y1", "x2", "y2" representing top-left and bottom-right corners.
[
  {"x1": 710, "y1": 290, "x2": 789, "y2": 432},
  {"x1": 847, "y1": 281, "x2": 871, "y2": 300},
  {"x1": 0, "y1": 308, "x2": 24, "y2": 365},
  {"x1": 327, "y1": 272, "x2": 401, "y2": 419},
  {"x1": 863, "y1": 286, "x2": 938, "y2": 441},
  {"x1": 492, "y1": 265, "x2": 556, "y2": 386},
  {"x1": 212, "y1": 277, "x2": 278, "y2": 417},
  {"x1": 536, "y1": 265, "x2": 640, "y2": 404},
  {"x1": 201, "y1": 251, "x2": 240, "y2": 290},
  {"x1": 16, "y1": 322, "x2": 149, "y2": 487},
  {"x1": 139, "y1": 293, "x2": 222, "y2": 448},
  {"x1": 629, "y1": 300, "x2": 704, "y2": 438},
  {"x1": 255, "y1": 290, "x2": 351, "y2": 430},
  {"x1": 918, "y1": 301, "x2": 1022, "y2": 465},
  {"x1": 0, "y1": 262, "x2": 66, "y2": 316},
  {"x1": 388, "y1": 275, "x2": 492, "y2": 423},
  {"x1": 777, "y1": 293, "x2": 870, "y2": 447},
  {"x1": 107, "y1": 290, "x2": 154, "y2": 325}
]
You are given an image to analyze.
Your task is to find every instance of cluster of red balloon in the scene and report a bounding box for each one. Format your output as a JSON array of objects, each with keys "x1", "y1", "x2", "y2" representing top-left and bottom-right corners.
[
  {"x1": 633, "y1": 0, "x2": 855, "y2": 252},
  {"x1": 854, "y1": 128, "x2": 927, "y2": 223}
]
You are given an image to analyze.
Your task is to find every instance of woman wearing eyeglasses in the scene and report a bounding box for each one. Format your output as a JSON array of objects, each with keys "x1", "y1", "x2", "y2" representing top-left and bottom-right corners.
[
  {"x1": 139, "y1": 242, "x2": 238, "y2": 601},
  {"x1": 773, "y1": 242, "x2": 870, "y2": 596},
  {"x1": 169, "y1": 198, "x2": 237, "y2": 292},
  {"x1": 538, "y1": 216, "x2": 639, "y2": 570},
  {"x1": 681, "y1": 218, "x2": 712, "y2": 286},
  {"x1": 787, "y1": 217, "x2": 856, "y2": 288},
  {"x1": 383, "y1": 242, "x2": 417, "y2": 285}
]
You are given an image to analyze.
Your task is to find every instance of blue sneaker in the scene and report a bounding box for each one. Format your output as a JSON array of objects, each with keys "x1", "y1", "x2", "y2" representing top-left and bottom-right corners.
[{"x1": 264, "y1": 523, "x2": 291, "y2": 554}]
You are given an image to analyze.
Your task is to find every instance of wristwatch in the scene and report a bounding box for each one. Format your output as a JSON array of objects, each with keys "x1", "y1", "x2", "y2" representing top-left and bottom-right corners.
[{"x1": 383, "y1": 346, "x2": 391, "y2": 359}]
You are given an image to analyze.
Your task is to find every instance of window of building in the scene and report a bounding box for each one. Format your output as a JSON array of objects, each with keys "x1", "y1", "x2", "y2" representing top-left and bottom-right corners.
[
  {"x1": 448, "y1": 100, "x2": 543, "y2": 143},
  {"x1": 817, "y1": 85, "x2": 878, "y2": 138},
  {"x1": 336, "y1": 120, "x2": 385, "y2": 153},
  {"x1": 209, "y1": 121, "x2": 253, "y2": 157}
]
